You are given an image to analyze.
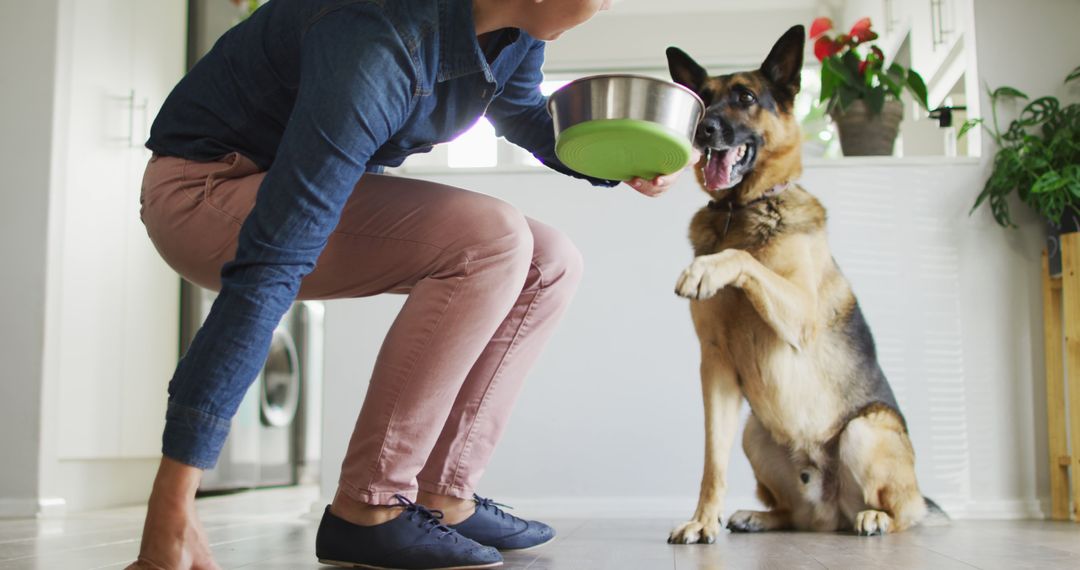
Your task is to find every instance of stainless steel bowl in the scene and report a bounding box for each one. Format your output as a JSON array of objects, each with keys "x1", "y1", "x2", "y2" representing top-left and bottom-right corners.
[{"x1": 547, "y1": 74, "x2": 705, "y2": 143}]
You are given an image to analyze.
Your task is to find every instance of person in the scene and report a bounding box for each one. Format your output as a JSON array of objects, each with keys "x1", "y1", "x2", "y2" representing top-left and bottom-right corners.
[{"x1": 128, "y1": 0, "x2": 694, "y2": 568}]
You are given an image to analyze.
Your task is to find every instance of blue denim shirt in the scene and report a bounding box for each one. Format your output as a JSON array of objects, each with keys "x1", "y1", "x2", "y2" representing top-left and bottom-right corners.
[{"x1": 146, "y1": 0, "x2": 615, "y2": 469}]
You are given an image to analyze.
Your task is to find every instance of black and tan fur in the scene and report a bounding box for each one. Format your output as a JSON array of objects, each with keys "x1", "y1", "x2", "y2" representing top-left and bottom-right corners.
[{"x1": 665, "y1": 26, "x2": 945, "y2": 543}]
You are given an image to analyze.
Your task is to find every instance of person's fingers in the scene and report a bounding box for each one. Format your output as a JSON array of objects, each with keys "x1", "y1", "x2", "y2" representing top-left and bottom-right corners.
[{"x1": 652, "y1": 174, "x2": 675, "y2": 186}]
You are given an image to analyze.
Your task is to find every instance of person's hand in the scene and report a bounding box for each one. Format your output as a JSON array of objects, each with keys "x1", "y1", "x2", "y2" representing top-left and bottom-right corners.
[{"x1": 624, "y1": 148, "x2": 702, "y2": 197}]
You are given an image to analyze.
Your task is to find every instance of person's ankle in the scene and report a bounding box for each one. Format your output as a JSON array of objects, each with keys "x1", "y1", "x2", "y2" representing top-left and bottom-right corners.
[
  {"x1": 416, "y1": 491, "x2": 476, "y2": 525},
  {"x1": 330, "y1": 490, "x2": 403, "y2": 526}
]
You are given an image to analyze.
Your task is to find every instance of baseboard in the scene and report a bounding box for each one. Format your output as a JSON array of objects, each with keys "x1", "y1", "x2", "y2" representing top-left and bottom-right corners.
[
  {"x1": 0, "y1": 497, "x2": 66, "y2": 519},
  {"x1": 307, "y1": 493, "x2": 1046, "y2": 521},
  {"x1": 435, "y1": 496, "x2": 763, "y2": 520},
  {"x1": 953, "y1": 499, "x2": 1045, "y2": 520}
]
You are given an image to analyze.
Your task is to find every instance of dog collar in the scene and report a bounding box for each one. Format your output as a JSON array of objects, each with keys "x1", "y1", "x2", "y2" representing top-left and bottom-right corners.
[
  {"x1": 708, "y1": 182, "x2": 791, "y2": 239},
  {"x1": 707, "y1": 182, "x2": 790, "y2": 211}
]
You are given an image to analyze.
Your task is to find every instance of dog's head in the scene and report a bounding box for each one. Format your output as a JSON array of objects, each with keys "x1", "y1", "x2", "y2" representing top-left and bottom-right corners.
[{"x1": 667, "y1": 25, "x2": 805, "y2": 203}]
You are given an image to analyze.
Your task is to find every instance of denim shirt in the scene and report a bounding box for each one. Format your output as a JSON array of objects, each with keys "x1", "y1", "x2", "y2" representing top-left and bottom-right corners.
[{"x1": 146, "y1": 0, "x2": 614, "y2": 469}]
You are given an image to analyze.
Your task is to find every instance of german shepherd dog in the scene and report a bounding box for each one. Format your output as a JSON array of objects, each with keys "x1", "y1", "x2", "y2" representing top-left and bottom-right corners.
[{"x1": 665, "y1": 25, "x2": 945, "y2": 543}]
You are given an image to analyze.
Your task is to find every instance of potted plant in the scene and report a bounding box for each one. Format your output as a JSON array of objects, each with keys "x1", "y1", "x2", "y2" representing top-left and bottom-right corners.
[
  {"x1": 811, "y1": 17, "x2": 930, "y2": 156},
  {"x1": 961, "y1": 66, "x2": 1080, "y2": 276}
]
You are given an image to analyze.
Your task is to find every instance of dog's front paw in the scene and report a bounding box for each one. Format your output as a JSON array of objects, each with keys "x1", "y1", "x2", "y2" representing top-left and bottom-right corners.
[
  {"x1": 668, "y1": 518, "x2": 721, "y2": 544},
  {"x1": 675, "y1": 261, "x2": 718, "y2": 300},
  {"x1": 726, "y1": 510, "x2": 768, "y2": 533},
  {"x1": 854, "y1": 509, "x2": 892, "y2": 536},
  {"x1": 674, "y1": 251, "x2": 747, "y2": 300}
]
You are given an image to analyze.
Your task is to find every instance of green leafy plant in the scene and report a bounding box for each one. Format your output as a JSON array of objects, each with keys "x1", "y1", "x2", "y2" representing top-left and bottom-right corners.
[
  {"x1": 811, "y1": 17, "x2": 930, "y2": 115},
  {"x1": 960, "y1": 66, "x2": 1080, "y2": 227}
]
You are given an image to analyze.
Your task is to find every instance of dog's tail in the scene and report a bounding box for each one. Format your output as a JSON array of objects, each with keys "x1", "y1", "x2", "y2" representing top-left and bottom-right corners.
[{"x1": 921, "y1": 496, "x2": 950, "y2": 527}]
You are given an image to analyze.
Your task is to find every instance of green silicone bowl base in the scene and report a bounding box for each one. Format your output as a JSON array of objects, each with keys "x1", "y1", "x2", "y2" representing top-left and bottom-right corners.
[{"x1": 554, "y1": 118, "x2": 693, "y2": 181}]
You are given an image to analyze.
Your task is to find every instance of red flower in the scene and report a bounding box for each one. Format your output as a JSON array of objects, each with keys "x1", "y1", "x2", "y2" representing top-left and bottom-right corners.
[
  {"x1": 858, "y1": 60, "x2": 869, "y2": 75},
  {"x1": 814, "y1": 37, "x2": 841, "y2": 62},
  {"x1": 810, "y1": 17, "x2": 833, "y2": 40},
  {"x1": 849, "y1": 17, "x2": 877, "y2": 43}
]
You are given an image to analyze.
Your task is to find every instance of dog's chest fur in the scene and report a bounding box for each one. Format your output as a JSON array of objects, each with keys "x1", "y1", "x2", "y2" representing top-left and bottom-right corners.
[{"x1": 689, "y1": 188, "x2": 848, "y2": 450}]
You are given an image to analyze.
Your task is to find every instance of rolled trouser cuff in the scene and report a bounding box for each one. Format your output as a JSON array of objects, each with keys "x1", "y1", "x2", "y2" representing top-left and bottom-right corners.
[{"x1": 161, "y1": 401, "x2": 232, "y2": 469}]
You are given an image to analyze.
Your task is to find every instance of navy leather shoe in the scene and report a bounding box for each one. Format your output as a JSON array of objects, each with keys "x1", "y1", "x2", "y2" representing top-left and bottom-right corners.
[
  {"x1": 449, "y1": 495, "x2": 556, "y2": 551},
  {"x1": 315, "y1": 495, "x2": 503, "y2": 569}
]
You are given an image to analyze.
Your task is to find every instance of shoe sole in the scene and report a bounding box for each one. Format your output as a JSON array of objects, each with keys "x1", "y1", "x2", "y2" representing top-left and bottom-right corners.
[
  {"x1": 317, "y1": 559, "x2": 503, "y2": 570},
  {"x1": 498, "y1": 534, "x2": 557, "y2": 552}
]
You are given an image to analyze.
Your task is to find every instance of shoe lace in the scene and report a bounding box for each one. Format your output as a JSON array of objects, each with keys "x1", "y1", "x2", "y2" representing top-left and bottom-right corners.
[
  {"x1": 392, "y1": 494, "x2": 458, "y2": 541},
  {"x1": 473, "y1": 494, "x2": 518, "y2": 521}
]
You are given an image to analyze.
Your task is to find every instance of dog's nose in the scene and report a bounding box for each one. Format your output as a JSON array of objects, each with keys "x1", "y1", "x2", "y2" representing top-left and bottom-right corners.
[
  {"x1": 697, "y1": 116, "x2": 732, "y2": 146},
  {"x1": 698, "y1": 116, "x2": 721, "y2": 139}
]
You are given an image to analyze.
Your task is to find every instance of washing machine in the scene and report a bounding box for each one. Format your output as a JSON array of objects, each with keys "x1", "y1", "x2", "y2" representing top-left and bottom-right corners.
[{"x1": 180, "y1": 282, "x2": 324, "y2": 492}]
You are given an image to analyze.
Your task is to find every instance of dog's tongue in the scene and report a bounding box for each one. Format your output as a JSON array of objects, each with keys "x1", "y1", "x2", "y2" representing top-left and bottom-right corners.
[{"x1": 704, "y1": 149, "x2": 737, "y2": 190}]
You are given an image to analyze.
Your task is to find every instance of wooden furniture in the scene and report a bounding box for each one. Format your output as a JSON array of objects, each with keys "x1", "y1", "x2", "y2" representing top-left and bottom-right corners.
[{"x1": 1042, "y1": 232, "x2": 1080, "y2": 520}]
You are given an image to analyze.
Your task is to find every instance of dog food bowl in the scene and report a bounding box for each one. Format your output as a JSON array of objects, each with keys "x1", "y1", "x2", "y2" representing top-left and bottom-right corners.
[{"x1": 548, "y1": 74, "x2": 704, "y2": 181}]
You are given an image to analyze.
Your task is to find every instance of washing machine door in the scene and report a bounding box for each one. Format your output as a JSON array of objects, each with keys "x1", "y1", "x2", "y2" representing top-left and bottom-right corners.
[{"x1": 260, "y1": 327, "x2": 300, "y2": 428}]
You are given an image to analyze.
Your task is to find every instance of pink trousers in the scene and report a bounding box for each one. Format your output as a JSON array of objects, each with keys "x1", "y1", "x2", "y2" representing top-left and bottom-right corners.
[{"x1": 140, "y1": 153, "x2": 582, "y2": 503}]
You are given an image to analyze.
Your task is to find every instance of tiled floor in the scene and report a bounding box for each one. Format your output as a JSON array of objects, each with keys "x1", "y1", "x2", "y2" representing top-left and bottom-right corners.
[{"x1": 2, "y1": 486, "x2": 1080, "y2": 569}]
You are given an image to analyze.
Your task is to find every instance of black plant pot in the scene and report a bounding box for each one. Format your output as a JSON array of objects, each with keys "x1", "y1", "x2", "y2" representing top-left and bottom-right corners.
[{"x1": 1046, "y1": 207, "x2": 1080, "y2": 278}]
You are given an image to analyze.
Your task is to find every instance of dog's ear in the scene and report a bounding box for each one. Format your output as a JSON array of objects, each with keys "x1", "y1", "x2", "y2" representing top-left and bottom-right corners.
[
  {"x1": 760, "y1": 25, "x2": 805, "y2": 104},
  {"x1": 667, "y1": 47, "x2": 708, "y2": 93}
]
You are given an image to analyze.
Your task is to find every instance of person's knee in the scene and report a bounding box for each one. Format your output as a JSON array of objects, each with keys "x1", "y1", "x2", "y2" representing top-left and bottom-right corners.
[
  {"x1": 453, "y1": 198, "x2": 533, "y2": 283},
  {"x1": 531, "y1": 224, "x2": 584, "y2": 294}
]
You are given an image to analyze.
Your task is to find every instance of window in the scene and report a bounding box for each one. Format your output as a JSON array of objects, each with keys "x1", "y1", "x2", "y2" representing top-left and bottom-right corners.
[{"x1": 447, "y1": 118, "x2": 498, "y2": 168}]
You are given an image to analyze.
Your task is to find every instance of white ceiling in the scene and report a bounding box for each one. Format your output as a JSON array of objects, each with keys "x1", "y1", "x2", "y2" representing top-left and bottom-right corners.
[{"x1": 611, "y1": 0, "x2": 821, "y2": 14}]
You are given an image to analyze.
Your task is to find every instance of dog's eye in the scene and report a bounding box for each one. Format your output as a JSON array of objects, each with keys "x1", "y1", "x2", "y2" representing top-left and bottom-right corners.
[{"x1": 738, "y1": 91, "x2": 757, "y2": 106}]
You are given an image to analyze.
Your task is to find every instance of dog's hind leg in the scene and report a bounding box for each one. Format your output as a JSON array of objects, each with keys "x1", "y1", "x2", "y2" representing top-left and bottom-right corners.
[
  {"x1": 838, "y1": 409, "x2": 928, "y2": 535},
  {"x1": 668, "y1": 343, "x2": 742, "y2": 544},
  {"x1": 727, "y1": 414, "x2": 799, "y2": 532}
]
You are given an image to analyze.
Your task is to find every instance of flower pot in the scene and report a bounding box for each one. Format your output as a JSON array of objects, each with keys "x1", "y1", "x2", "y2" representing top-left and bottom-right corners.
[
  {"x1": 830, "y1": 99, "x2": 904, "y2": 157},
  {"x1": 1046, "y1": 206, "x2": 1080, "y2": 278}
]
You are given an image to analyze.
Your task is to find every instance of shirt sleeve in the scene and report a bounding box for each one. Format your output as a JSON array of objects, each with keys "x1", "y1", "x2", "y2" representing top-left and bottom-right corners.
[
  {"x1": 485, "y1": 41, "x2": 618, "y2": 188},
  {"x1": 162, "y1": 5, "x2": 416, "y2": 467}
]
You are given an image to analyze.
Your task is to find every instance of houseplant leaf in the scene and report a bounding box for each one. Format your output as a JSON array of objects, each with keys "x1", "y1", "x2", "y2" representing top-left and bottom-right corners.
[
  {"x1": 905, "y1": 70, "x2": 930, "y2": 110},
  {"x1": 1017, "y1": 97, "x2": 1061, "y2": 127},
  {"x1": 867, "y1": 88, "x2": 886, "y2": 114},
  {"x1": 820, "y1": 62, "x2": 840, "y2": 106},
  {"x1": 957, "y1": 118, "x2": 983, "y2": 139},
  {"x1": 879, "y1": 73, "x2": 902, "y2": 99},
  {"x1": 1066, "y1": 65, "x2": 1080, "y2": 84},
  {"x1": 1031, "y1": 171, "x2": 1067, "y2": 195},
  {"x1": 991, "y1": 86, "x2": 1029, "y2": 101},
  {"x1": 838, "y1": 85, "x2": 860, "y2": 110}
]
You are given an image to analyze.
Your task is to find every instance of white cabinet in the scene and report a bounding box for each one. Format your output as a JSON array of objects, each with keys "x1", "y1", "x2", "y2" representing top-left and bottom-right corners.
[{"x1": 54, "y1": 0, "x2": 186, "y2": 459}]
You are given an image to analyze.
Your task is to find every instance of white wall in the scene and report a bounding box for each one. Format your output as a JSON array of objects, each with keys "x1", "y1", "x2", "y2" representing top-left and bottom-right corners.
[
  {"x1": 545, "y1": 7, "x2": 816, "y2": 72},
  {"x1": 0, "y1": 0, "x2": 59, "y2": 517}
]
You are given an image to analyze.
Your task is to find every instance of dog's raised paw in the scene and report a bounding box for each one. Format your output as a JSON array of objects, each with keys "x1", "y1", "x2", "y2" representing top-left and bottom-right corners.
[
  {"x1": 675, "y1": 263, "x2": 719, "y2": 300},
  {"x1": 668, "y1": 519, "x2": 720, "y2": 544},
  {"x1": 854, "y1": 509, "x2": 892, "y2": 536},
  {"x1": 675, "y1": 251, "x2": 748, "y2": 300},
  {"x1": 726, "y1": 510, "x2": 768, "y2": 533}
]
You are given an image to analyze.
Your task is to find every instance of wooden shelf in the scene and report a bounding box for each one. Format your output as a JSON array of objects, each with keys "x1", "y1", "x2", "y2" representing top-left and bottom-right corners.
[{"x1": 1042, "y1": 232, "x2": 1080, "y2": 521}]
